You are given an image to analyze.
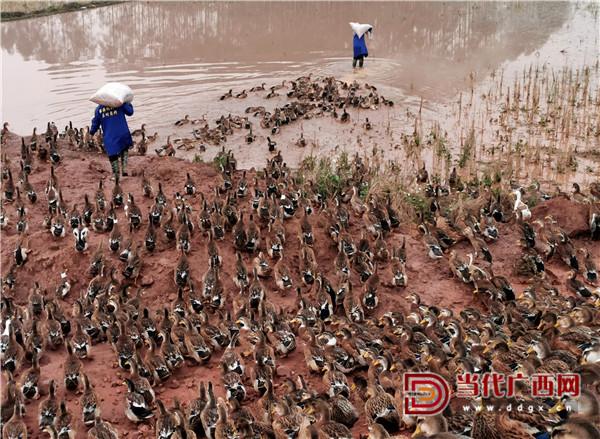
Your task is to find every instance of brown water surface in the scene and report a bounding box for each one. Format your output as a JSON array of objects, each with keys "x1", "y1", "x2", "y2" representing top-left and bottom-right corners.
[{"x1": 2, "y1": 2, "x2": 599, "y2": 181}]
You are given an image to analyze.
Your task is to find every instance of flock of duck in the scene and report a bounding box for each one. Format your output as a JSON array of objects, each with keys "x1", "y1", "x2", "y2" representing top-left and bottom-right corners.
[
  {"x1": 1, "y1": 76, "x2": 600, "y2": 439},
  {"x1": 136, "y1": 75, "x2": 385, "y2": 157}
]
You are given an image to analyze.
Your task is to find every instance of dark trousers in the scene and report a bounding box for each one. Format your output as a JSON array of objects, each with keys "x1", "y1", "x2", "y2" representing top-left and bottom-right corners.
[{"x1": 353, "y1": 56, "x2": 364, "y2": 68}]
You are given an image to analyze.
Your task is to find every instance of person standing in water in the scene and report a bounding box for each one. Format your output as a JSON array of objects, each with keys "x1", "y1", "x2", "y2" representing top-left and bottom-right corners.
[
  {"x1": 90, "y1": 102, "x2": 134, "y2": 181},
  {"x1": 352, "y1": 24, "x2": 372, "y2": 68}
]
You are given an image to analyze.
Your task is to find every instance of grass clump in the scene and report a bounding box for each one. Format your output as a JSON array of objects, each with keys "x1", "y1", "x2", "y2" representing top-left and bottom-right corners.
[{"x1": 212, "y1": 149, "x2": 228, "y2": 171}]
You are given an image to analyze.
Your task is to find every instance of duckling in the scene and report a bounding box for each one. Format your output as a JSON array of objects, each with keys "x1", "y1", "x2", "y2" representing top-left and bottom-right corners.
[
  {"x1": 38, "y1": 379, "x2": 58, "y2": 429},
  {"x1": 123, "y1": 378, "x2": 153, "y2": 423},
  {"x1": 20, "y1": 350, "x2": 40, "y2": 399}
]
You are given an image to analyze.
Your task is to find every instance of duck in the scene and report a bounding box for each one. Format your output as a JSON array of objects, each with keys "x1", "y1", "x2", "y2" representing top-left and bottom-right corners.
[
  {"x1": 13, "y1": 235, "x2": 31, "y2": 266},
  {"x1": 172, "y1": 251, "x2": 190, "y2": 289},
  {"x1": 578, "y1": 248, "x2": 598, "y2": 285},
  {"x1": 185, "y1": 172, "x2": 196, "y2": 195},
  {"x1": 200, "y1": 382, "x2": 219, "y2": 439},
  {"x1": 253, "y1": 251, "x2": 272, "y2": 278},
  {"x1": 126, "y1": 193, "x2": 142, "y2": 229},
  {"x1": 38, "y1": 379, "x2": 58, "y2": 429},
  {"x1": 79, "y1": 373, "x2": 100, "y2": 426},
  {"x1": 245, "y1": 126, "x2": 256, "y2": 144},
  {"x1": 296, "y1": 132, "x2": 307, "y2": 147},
  {"x1": 68, "y1": 204, "x2": 81, "y2": 229},
  {"x1": 420, "y1": 224, "x2": 443, "y2": 259},
  {"x1": 140, "y1": 170, "x2": 153, "y2": 198},
  {"x1": 123, "y1": 378, "x2": 154, "y2": 423},
  {"x1": 1, "y1": 320, "x2": 23, "y2": 374},
  {"x1": 363, "y1": 383, "x2": 401, "y2": 434},
  {"x1": 274, "y1": 254, "x2": 294, "y2": 293},
  {"x1": 19, "y1": 350, "x2": 40, "y2": 399},
  {"x1": 187, "y1": 382, "x2": 208, "y2": 438},
  {"x1": 131, "y1": 123, "x2": 147, "y2": 137},
  {"x1": 64, "y1": 342, "x2": 82, "y2": 391},
  {"x1": 551, "y1": 420, "x2": 600, "y2": 439},
  {"x1": 87, "y1": 417, "x2": 119, "y2": 439},
  {"x1": 2, "y1": 398, "x2": 27, "y2": 439},
  {"x1": 175, "y1": 114, "x2": 190, "y2": 126},
  {"x1": 310, "y1": 398, "x2": 353, "y2": 439},
  {"x1": 566, "y1": 270, "x2": 592, "y2": 298},
  {"x1": 54, "y1": 400, "x2": 74, "y2": 439}
]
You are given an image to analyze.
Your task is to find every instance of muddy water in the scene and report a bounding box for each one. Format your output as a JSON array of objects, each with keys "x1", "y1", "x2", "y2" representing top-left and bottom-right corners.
[{"x1": 2, "y1": 2, "x2": 599, "y2": 178}]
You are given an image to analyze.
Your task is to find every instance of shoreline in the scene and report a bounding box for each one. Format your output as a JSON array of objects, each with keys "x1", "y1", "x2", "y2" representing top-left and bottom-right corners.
[{"x1": 0, "y1": 1, "x2": 122, "y2": 22}]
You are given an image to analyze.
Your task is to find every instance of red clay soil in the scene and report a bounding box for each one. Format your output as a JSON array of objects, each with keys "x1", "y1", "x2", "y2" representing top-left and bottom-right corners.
[{"x1": 0, "y1": 130, "x2": 598, "y2": 439}]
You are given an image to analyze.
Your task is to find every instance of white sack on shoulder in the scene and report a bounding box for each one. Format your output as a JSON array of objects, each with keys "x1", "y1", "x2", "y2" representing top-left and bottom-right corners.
[
  {"x1": 350, "y1": 22, "x2": 373, "y2": 38},
  {"x1": 90, "y1": 82, "x2": 134, "y2": 108}
]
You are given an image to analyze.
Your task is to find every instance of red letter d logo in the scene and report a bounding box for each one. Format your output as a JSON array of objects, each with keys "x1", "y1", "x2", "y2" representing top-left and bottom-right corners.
[{"x1": 404, "y1": 372, "x2": 450, "y2": 415}]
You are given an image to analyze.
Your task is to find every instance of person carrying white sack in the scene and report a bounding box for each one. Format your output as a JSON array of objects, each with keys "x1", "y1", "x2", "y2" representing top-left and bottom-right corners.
[
  {"x1": 350, "y1": 22, "x2": 373, "y2": 68},
  {"x1": 89, "y1": 82, "x2": 134, "y2": 182}
]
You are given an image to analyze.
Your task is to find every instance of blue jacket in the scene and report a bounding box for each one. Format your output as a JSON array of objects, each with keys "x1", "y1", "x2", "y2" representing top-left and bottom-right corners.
[
  {"x1": 90, "y1": 103, "x2": 134, "y2": 156},
  {"x1": 353, "y1": 34, "x2": 368, "y2": 58}
]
